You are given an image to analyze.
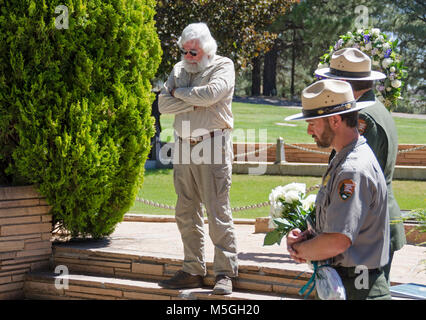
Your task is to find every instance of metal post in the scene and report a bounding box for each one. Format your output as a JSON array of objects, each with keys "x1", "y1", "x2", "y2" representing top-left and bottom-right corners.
[{"x1": 275, "y1": 137, "x2": 286, "y2": 164}]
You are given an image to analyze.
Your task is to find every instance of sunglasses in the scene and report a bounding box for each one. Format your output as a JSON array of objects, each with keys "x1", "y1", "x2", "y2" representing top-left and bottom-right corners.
[{"x1": 180, "y1": 49, "x2": 198, "y2": 57}]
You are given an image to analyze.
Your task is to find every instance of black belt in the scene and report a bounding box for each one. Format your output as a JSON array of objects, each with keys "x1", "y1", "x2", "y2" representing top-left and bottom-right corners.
[{"x1": 334, "y1": 266, "x2": 381, "y2": 278}]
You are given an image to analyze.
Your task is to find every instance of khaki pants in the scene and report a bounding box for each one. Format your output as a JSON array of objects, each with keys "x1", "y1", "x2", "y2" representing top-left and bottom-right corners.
[{"x1": 173, "y1": 130, "x2": 238, "y2": 277}]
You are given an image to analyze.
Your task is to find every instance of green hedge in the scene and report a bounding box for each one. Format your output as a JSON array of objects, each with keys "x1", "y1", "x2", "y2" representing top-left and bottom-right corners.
[{"x1": 0, "y1": 0, "x2": 162, "y2": 238}]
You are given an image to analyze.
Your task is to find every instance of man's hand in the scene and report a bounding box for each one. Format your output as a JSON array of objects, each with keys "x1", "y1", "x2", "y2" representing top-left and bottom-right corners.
[{"x1": 286, "y1": 229, "x2": 309, "y2": 263}]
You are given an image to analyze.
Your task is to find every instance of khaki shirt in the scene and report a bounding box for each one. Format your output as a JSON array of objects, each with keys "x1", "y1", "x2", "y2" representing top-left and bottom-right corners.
[
  {"x1": 316, "y1": 136, "x2": 390, "y2": 269},
  {"x1": 158, "y1": 55, "x2": 235, "y2": 138}
]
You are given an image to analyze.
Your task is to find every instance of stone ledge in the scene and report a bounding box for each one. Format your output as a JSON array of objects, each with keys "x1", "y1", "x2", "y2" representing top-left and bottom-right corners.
[
  {"x1": 123, "y1": 213, "x2": 255, "y2": 225},
  {"x1": 24, "y1": 271, "x2": 302, "y2": 300}
]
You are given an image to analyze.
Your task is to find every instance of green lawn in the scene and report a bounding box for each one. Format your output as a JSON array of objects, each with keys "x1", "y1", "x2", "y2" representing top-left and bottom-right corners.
[
  {"x1": 159, "y1": 102, "x2": 426, "y2": 144},
  {"x1": 147, "y1": 101, "x2": 425, "y2": 219},
  {"x1": 130, "y1": 169, "x2": 426, "y2": 219}
]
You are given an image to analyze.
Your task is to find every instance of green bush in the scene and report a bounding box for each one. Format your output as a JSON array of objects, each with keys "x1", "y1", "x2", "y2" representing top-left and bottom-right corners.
[{"x1": 0, "y1": 0, "x2": 162, "y2": 238}]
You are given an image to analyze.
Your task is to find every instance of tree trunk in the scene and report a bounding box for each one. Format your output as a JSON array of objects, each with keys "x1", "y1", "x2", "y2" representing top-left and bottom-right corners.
[
  {"x1": 290, "y1": 29, "x2": 296, "y2": 99},
  {"x1": 251, "y1": 56, "x2": 261, "y2": 96},
  {"x1": 263, "y1": 42, "x2": 278, "y2": 96}
]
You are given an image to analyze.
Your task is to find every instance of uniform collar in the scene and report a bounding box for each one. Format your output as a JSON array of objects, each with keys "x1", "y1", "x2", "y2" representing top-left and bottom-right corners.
[
  {"x1": 357, "y1": 89, "x2": 375, "y2": 103},
  {"x1": 331, "y1": 135, "x2": 367, "y2": 167}
]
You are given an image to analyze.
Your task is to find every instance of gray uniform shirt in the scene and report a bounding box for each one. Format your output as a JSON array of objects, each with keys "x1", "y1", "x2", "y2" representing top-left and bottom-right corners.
[
  {"x1": 158, "y1": 55, "x2": 235, "y2": 138},
  {"x1": 316, "y1": 136, "x2": 390, "y2": 269}
]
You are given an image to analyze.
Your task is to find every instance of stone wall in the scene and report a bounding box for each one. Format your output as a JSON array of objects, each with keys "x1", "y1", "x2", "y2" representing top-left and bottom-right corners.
[{"x1": 0, "y1": 185, "x2": 52, "y2": 299}]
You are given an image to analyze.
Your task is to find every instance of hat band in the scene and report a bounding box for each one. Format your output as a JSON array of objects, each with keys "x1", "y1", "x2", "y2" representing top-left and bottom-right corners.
[
  {"x1": 302, "y1": 101, "x2": 356, "y2": 118},
  {"x1": 330, "y1": 68, "x2": 371, "y2": 78}
]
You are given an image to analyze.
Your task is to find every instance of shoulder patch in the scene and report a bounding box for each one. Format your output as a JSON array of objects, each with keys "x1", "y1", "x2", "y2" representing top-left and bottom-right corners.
[
  {"x1": 338, "y1": 179, "x2": 356, "y2": 201},
  {"x1": 358, "y1": 119, "x2": 367, "y2": 135}
]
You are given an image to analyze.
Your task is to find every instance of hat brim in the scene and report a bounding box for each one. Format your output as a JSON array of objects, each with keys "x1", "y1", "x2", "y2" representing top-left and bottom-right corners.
[
  {"x1": 284, "y1": 101, "x2": 375, "y2": 121},
  {"x1": 315, "y1": 68, "x2": 386, "y2": 81}
]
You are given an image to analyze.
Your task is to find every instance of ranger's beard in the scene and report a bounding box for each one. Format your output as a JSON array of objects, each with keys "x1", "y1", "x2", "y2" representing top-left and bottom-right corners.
[{"x1": 182, "y1": 54, "x2": 213, "y2": 73}]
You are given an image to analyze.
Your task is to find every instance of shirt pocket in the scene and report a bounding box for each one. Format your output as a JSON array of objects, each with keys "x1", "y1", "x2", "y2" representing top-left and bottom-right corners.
[{"x1": 316, "y1": 186, "x2": 330, "y2": 232}]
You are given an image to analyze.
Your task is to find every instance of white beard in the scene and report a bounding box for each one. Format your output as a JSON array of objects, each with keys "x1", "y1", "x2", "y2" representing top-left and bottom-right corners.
[{"x1": 182, "y1": 54, "x2": 213, "y2": 73}]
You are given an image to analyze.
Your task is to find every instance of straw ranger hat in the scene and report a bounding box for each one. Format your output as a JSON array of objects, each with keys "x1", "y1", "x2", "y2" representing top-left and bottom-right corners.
[
  {"x1": 315, "y1": 48, "x2": 386, "y2": 81},
  {"x1": 285, "y1": 79, "x2": 375, "y2": 121}
]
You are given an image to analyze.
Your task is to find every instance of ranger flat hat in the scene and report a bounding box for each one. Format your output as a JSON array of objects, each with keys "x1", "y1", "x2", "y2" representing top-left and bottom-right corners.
[
  {"x1": 315, "y1": 48, "x2": 386, "y2": 81},
  {"x1": 285, "y1": 79, "x2": 375, "y2": 121}
]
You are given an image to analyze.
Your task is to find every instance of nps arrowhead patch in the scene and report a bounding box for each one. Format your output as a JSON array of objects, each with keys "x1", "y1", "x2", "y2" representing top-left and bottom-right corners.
[
  {"x1": 358, "y1": 119, "x2": 367, "y2": 135},
  {"x1": 338, "y1": 179, "x2": 356, "y2": 201}
]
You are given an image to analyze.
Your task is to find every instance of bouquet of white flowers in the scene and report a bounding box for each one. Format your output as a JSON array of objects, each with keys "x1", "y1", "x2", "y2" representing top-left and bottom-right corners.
[{"x1": 264, "y1": 183, "x2": 316, "y2": 246}]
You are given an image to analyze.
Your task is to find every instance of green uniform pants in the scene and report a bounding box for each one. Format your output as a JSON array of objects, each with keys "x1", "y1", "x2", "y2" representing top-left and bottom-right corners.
[{"x1": 334, "y1": 266, "x2": 391, "y2": 300}]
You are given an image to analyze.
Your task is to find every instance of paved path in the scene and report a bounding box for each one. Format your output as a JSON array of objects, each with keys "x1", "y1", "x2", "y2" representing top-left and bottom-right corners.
[{"x1": 76, "y1": 220, "x2": 426, "y2": 286}]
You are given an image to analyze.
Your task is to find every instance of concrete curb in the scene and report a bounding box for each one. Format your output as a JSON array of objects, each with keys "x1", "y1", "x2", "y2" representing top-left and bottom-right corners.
[{"x1": 123, "y1": 213, "x2": 255, "y2": 225}]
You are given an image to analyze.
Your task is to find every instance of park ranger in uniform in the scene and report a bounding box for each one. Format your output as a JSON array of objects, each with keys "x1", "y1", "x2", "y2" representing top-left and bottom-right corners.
[
  {"x1": 285, "y1": 79, "x2": 391, "y2": 300},
  {"x1": 315, "y1": 48, "x2": 406, "y2": 284}
]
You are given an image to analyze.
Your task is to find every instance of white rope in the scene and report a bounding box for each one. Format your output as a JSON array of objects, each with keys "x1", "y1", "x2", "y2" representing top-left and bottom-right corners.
[
  {"x1": 233, "y1": 144, "x2": 275, "y2": 159},
  {"x1": 284, "y1": 142, "x2": 425, "y2": 156},
  {"x1": 284, "y1": 142, "x2": 330, "y2": 155},
  {"x1": 135, "y1": 184, "x2": 321, "y2": 213},
  {"x1": 397, "y1": 145, "x2": 426, "y2": 154}
]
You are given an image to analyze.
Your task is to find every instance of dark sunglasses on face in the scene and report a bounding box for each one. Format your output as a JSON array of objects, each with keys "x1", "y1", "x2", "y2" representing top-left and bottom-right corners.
[{"x1": 180, "y1": 49, "x2": 198, "y2": 57}]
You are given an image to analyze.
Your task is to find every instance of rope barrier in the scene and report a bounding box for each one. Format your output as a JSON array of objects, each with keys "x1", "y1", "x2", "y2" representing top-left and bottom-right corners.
[
  {"x1": 283, "y1": 142, "x2": 330, "y2": 155},
  {"x1": 397, "y1": 144, "x2": 426, "y2": 154},
  {"x1": 233, "y1": 144, "x2": 275, "y2": 159},
  {"x1": 233, "y1": 142, "x2": 425, "y2": 158},
  {"x1": 135, "y1": 184, "x2": 321, "y2": 213}
]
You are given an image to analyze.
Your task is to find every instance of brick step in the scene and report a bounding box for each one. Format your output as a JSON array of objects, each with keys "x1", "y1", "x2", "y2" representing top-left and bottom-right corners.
[
  {"x1": 50, "y1": 244, "x2": 315, "y2": 299},
  {"x1": 24, "y1": 271, "x2": 303, "y2": 300}
]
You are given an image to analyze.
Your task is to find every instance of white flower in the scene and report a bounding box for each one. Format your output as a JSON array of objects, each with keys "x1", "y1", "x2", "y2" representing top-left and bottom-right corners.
[
  {"x1": 282, "y1": 183, "x2": 306, "y2": 195},
  {"x1": 390, "y1": 67, "x2": 396, "y2": 72},
  {"x1": 391, "y1": 80, "x2": 401, "y2": 88},
  {"x1": 346, "y1": 31, "x2": 353, "y2": 37},
  {"x1": 383, "y1": 42, "x2": 391, "y2": 50},
  {"x1": 386, "y1": 87, "x2": 392, "y2": 92},
  {"x1": 372, "y1": 59, "x2": 380, "y2": 66},
  {"x1": 382, "y1": 58, "x2": 393, "y2": 69},
  {"x1": 269, "y1": 186, "x2": 286, "y2": 203},
  {"x1": 371, "y1": 28, "x2": 381, "y2": 36},
  {"x1": 357, "y1": 29, "x2": 364, "y2": 34},
  {"x1": 365, "y1": 42, "x2": 372, "y2": 51},
  {"x1": 317, "y1": 62, "x2": 328, "y2": 69},
  {"x1": 284, "y1": 190, "x2": 300, "y2": 204},
  {"x1": 301, "y1": 194, "x2": 316, "y2": 212}
]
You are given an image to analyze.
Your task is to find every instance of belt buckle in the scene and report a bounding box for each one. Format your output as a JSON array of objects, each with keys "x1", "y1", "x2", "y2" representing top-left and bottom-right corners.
[{"x1": 189, "y1": 138, "x2": 199, "y2": 145}]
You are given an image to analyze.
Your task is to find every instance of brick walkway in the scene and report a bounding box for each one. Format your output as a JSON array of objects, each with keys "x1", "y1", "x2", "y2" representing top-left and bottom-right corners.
[{"x1": 76, "y1": 219, "x2": 426, "y2": 286}]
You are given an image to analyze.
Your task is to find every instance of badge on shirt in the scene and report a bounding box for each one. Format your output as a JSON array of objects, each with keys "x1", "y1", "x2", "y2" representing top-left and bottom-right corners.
[
  {"x1": 358, "y1": 119, "x2": 367, "y2": 135},
  {"x1": 338, "y1": 179, "x2": 356, "y2": 201}
]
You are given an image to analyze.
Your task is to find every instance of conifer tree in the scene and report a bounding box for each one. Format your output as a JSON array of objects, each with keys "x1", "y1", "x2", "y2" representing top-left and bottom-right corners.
[{"x1": 0, "y1": 0, "x2": 162, "y2": 238}]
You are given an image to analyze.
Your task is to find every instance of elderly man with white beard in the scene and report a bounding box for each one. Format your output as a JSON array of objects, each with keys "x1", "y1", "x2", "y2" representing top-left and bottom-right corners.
[{"x1": 158, "y1": 23, "x2": 237, "y2": 295}]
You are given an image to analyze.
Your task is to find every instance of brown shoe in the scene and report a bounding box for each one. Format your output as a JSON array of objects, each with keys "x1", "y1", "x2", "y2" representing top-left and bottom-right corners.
[
  {"x1": 212, "y1": 275, "x2": 233, "y2": 295},
  {"x1": 159, "y1": 270, "x2": 203, "y2": 289}
]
